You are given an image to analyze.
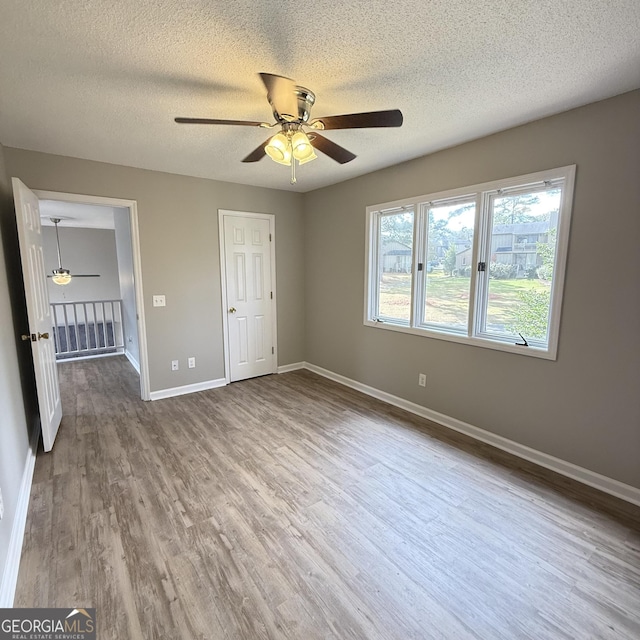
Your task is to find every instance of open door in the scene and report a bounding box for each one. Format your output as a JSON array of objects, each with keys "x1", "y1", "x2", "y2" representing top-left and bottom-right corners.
[{"x1": 12, "y1": 178, "x2": 63, "y2": 451}]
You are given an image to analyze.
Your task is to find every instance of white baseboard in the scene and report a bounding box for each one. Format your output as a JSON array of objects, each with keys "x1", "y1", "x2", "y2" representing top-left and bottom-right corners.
[
  {"x1": 150, "y1": 378, "x2": 227, "y2": 401},
  {"x1": 125, "y1": 349, "x2": 140, "y2": 374},
  {"x1": 277, "y1": 362, "x2": 305, "y2": 374},
  {"x1": 303, "y1": 362, "x2": 640, "y2": 507},
  {"x1": 0, "y1": 429, "x2": 39, "y2": 607}
]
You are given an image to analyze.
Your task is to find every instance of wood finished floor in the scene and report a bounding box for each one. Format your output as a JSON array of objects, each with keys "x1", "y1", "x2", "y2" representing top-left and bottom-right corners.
[{"x1": 16, "y1": 356, "x2": 640, "y2": 639}]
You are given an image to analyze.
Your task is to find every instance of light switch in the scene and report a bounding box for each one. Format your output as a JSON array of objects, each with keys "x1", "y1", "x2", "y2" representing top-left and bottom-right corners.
[{"x1": 153, "y1": 295, "x2": 166, "y2": 307}]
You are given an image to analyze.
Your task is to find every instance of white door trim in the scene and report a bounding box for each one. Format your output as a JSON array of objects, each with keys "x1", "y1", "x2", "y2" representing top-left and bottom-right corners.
[
  {"x1": 33, "y1": 189, "x2": 151, "y2": 401},
  {"x1": 218, "y1": 210, "x2": 277, "y2": 384}
]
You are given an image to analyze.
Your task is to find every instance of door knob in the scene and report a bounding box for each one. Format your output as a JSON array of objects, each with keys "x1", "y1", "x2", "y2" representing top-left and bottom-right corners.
[
  {"x1": 228, "y1": 307, "x2": 237, "y2": 313},
  {"x1": 38, "y1": 332, "x2": 50, "y2": 340}
]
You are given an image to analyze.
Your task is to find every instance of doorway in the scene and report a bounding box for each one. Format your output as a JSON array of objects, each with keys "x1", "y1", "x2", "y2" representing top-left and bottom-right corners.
[
  {"x1": 34, "y1": 189, "x2": 150, "y2": 401},
  {"x1": 219, "y1": 210, "x2": 277, "y2": 383}
]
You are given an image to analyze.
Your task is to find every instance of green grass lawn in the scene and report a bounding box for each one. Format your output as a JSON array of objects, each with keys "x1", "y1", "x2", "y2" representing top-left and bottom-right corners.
[{"x1": 378, "y1": 271, "x2": 551, "y2": 332}]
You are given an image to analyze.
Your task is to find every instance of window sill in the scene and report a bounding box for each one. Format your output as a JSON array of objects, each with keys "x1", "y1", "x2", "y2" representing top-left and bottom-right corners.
[{"x1": 364, "y1": 319, "x2": 557, "y2": 360}]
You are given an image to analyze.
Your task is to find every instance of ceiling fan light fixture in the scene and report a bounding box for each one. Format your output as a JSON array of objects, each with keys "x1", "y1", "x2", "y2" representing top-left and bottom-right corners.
[
  {"x1": 265, "y1": 132, "x2": 292, "y2": 165},
  {"x1": 291, "y1": 131, "x2": 316, "y2": 163},
  {"x1": 50, "y1": 218, "x2": 73, "y2": 286},
  {"x1": 51, "y1": 268, "x2": 72, "y2": 286},
  {"x1": 176, "y1": 73, "x2": 403, "y2": 182}
]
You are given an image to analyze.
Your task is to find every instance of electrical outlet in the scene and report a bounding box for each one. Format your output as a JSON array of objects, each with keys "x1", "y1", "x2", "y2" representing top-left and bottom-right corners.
[
  {"x1": 153, "y1": 295, "x2": 166, "y2": 307},
  {"x1": 188, "y1": 357, "x2": 196, "y2": 369},
  {"x1": 0, "y1": 487, "x2": 4, "y2": 520},
  {"x1": 418, "y1": 373, "x2": 427, "y2": 387},
  {"x1": 171, "y1": 360, "x2": 179, "y2": 371}
]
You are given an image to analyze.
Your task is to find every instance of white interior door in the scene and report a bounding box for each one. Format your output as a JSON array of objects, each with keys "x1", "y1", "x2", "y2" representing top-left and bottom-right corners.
[
  {"x1": 222, "y1": 213, "x2": 276, "y2": 382},
  {"x1": 12, "y1": 178, "x2": 63, "y2": 451}
]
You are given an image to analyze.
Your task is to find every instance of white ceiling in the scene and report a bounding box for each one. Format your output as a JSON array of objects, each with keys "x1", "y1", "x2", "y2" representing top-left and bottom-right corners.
[
  {"x1": 39, "y1": 201, "x2": 119, "y2": 229},
  {"x1": 0, "y1": 0, "x2": 638, "y2": 193}
]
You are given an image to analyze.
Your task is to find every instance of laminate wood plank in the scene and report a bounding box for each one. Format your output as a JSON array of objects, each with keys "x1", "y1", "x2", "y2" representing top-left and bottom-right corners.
[
  {"x1": 15, "y1": 356, "x2": 640, "y2": 640},
  {"x1": 49, "y1": 470, "x2": 84, "y2": 603},
  {"x1": 107, "y1": 478, "x2": 190, "y2": 639},
  {"x1": 163, "y1": 549, "x2": 233, "y2": 639},
  {"x1": 276, "y1": 594, "x2": 342, "y2": 640},
  {"x1": 81, "y1": 507, "x2": 145, "y2": 640},
  {"x1": 299, "y1": 500, "x2": 479, "y2": 640},
  {"x1": 305, "y1": 482, "x2": 562, "y2": 640},
  {"x1": 15, "y1": 480, "x2": 54, "y2": 606},
  {"x1": 78, "y1": 431, "x2": 109, "y2": 515}
]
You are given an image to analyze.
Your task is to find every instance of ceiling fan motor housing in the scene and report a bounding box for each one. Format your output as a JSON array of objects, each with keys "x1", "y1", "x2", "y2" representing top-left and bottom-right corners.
[{"x1": 271, "y1": 86, "x2": 316, "y2": 124}]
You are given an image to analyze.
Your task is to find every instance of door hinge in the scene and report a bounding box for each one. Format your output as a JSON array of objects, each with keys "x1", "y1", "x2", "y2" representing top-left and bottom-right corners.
[
  {"x1": 269, "y1": 233, "x2": 272, "y2": 241},
  {"x1": 270, "y1": 291, "x2": 273, "y2": 299},
  {"x1": 478, "y1": 261, "x2": 486, "y2": 272},
  {"x1": 272, "y1": 346, "x2": 274, "y2": 354},
  {"x1": 417, "y1": 262, "x2": 424, "y2": 271}
]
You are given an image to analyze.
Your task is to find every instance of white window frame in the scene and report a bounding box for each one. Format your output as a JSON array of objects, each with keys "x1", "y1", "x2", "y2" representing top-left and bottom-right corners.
[
  {"x1": 369, "y1": 203, "x2": 417, "y2": 326},
  {"x1": 364, "y1": 165, "x2": 576, "y2": 360}
]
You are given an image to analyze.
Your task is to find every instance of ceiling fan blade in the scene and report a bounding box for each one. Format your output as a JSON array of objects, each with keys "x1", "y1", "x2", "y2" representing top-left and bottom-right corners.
[
  {"x1": 242, "y1": 138, "x2": 271, "y2": 163},
  {"x1": 175, "y1": 117, "x2": 269, "y2": 126},
  {"x1": 309, "y1": 133, "x2": 356, "y2": 164},
  {"x1": 310, "y1": 109, "x2": 403, "y2": 130},
  {"x1": 259, "y1": 73, "x2": 298, "y2": 122},
  {"x1": 47, "y1": 274, "x2": 100, "y2": 278}
]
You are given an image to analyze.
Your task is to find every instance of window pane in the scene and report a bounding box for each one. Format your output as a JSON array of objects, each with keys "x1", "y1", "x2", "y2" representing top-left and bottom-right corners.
[
  {"x1": 484, "y1": 187, "x2": 562, "y2": 343},
  {"x1": 376, "y1": 209, "x2": 414, "y2": 323},
  {"x1": 423, "y1": 201, "x2": 476, "y2": 332}
]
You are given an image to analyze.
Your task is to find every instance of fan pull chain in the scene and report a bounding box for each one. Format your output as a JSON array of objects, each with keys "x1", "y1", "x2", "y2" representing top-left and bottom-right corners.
[{"x1": 290, "y1": 157, "x2": 296, "y2": 184}]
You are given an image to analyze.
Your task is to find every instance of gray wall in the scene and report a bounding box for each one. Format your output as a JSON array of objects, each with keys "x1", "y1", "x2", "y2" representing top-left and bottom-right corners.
[
  {"x1": 4, "y1": 151, "x2": 305, "y2": 392},
  {"x1": 304, "y1": 90, "x2": 640, "y2": 489},
  {"x1": 43, "y1": 226, "x2": 121, "y2": 303},
  {"x1": 2, "y1": 91, "x2": 638, "y2": 520},
  {"x1": 114, "y1": 208, "x2": 140, "y2": 368},
  {"x1": 0, "y1": 143, "x2": 34, "y2": 600}
]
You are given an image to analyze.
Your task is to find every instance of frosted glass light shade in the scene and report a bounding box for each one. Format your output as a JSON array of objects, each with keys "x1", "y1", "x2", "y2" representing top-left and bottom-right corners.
[
  {"x1": 297, "y1": 148, "x2": 317, "y2": 164},
  {"x1": 291, "y1": 131, "x2": 316, "y2": 163},
  {"x1": 265, "y1": 133, "x2": 292, "y2": 165},
  {"x1": 52, "y1": 269, "x2": 72, "y2": 285}
]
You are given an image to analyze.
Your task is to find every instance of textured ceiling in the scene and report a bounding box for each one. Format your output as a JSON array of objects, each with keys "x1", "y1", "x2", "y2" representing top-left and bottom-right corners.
[{"x1": 0, "y1": 0, "x2": 639, "y2": 192}]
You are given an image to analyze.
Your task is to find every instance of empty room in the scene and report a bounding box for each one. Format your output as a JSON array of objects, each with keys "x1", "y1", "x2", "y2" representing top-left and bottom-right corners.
[{"x1": 0, "y1": 1, "x2": 638, "y2": 639}]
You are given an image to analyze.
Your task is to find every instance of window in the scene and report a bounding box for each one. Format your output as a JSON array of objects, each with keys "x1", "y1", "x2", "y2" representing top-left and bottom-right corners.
[
  {"x1": 420, "y1": 197, "x2": 476, "y2": 334},
  {"x1": 372, "y1": 207, "x2": 415, "y2": 324},
  {"x1": 365, "y1": 166, "x2": 575, "y2": 359}
]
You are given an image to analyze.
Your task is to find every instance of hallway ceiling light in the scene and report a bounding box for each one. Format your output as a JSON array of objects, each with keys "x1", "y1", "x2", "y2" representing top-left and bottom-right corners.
[
  {"x1": 48, "y1": 218, "x2": 100, "y2": 285},
  {"x1": 51, "y1": 268, "x2": 72, "y2": 286}
]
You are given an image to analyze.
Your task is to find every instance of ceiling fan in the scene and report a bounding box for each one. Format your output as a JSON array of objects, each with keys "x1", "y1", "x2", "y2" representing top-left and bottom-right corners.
[
  {"x1": 47, "y1": 218, "x2": 100, "y2": 285},
  {"x1": 175, "y1": 73, "x2": 403, "y2": 183}
]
